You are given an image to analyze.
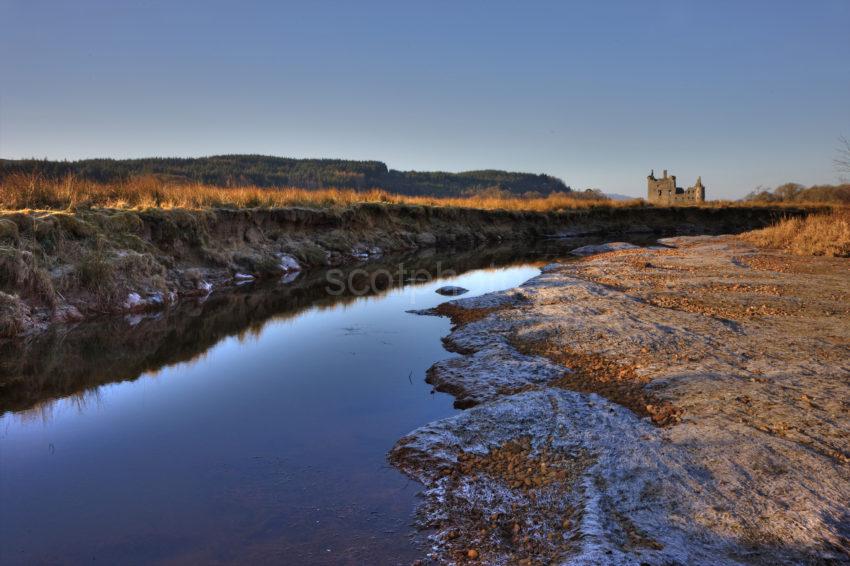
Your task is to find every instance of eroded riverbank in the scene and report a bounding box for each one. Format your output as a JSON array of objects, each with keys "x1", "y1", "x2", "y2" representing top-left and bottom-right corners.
[
  {"x1": 0, "y1": 204, "x2": 813, "y2": 338},
  {"x1": 392, "y1": 236, "x2": 850, "y2": 564}
]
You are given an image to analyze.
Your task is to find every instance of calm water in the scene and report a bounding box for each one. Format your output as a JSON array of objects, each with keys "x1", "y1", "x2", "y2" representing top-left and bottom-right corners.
[{"x1": 0, "y1": 243, "x2": 577, "y2": 565}]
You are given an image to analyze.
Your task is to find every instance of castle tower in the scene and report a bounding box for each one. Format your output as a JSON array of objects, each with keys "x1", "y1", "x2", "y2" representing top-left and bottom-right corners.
[
  {"x1": 647, "y1": 168, "x2": 677, "y2": 203},
  {"x1": 691, "y1": 176, "x2": 705, "y2": 203}
]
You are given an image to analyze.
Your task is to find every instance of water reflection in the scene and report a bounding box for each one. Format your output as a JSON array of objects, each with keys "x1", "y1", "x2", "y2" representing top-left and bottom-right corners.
[
  {"x1": 0, "y1": 240, "x2": 584, "y2": 565},
  {"x1": 0, "y1": 238, "x2": 649, "y2": 564},
  {"x1": 0, "y1": 243, "x2": 562, "y2": 418}
]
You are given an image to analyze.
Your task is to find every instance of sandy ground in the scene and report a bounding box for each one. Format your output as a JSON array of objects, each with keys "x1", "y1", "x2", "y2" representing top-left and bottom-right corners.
[{"x1": 391, "y1": 236, "x2": 850, "y2": 565}]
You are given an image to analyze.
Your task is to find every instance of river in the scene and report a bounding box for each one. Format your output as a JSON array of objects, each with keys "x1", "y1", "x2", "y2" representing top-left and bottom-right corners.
[{"x1": 0, "y1": 242, "x2": 595, "y2": 565}]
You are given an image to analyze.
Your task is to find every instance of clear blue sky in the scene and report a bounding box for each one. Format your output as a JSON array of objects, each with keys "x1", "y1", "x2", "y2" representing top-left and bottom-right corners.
[{"x1": 1, "y1": 0, "x2": 848, "y2": 198}]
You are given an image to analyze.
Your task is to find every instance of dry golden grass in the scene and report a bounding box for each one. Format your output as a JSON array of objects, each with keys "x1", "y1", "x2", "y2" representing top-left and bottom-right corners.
[
  {"x1": 741, "y1": 210, "x2": 850, "y2": 257},
  {"x1": 0, "y1": 173, "x2": 837, "y2": 214},
  {"x1": 0, "y1": 173, "x2": 641, "y2": 213}
]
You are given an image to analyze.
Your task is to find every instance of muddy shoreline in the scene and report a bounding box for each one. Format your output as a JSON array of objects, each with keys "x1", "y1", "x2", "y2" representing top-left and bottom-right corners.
[
  {"x1": 0, "y1": 204, "x2": 814, "y2": 338},
  {"x1": 392, "y1": 236, "x2": 849, "y2": 564}
]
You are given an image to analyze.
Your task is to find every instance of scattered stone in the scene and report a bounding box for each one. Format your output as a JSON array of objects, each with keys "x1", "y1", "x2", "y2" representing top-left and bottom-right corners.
[
  {"x1": 436, "y1": 286, "x2": 469, "y2": 296},
  {"x1": 123, "y1": 292, "x2": 143, "y2": 311},
  {"x1": 51, "y1": 305, "x2": 84, "y2": 324},
  {"x1": 277, "y1": 254, "x2": 302, "y2": 273},
  {"x1": 280, "y1": 271, "x2": 300, "y2": 284},
  {"x1": 417, "y1": 232, "x2": 438, "y2": 246},
  {"x1": 122, "y1": 292, "x2": 173, "y2": 313},
  {"x1": 349, "y1": 245, "x2": 383, "y2": 260},
  {"x1": 351, "y1": 244, "x2": 370, "y2": 259}
]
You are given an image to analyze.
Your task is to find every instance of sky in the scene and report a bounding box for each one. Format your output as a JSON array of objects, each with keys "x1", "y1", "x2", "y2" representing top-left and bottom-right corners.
[{"x1": 1, "y1": 0, "x2": 849, "y2": 198}]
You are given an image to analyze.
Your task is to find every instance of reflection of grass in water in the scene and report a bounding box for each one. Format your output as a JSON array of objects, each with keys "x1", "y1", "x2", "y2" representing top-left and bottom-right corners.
[
  {"x1": 17, "y1": 388, "x2": 103, "y2": 424},
  {"x1": 0, "y1": 244, "x2": 549, "y2": 418}
]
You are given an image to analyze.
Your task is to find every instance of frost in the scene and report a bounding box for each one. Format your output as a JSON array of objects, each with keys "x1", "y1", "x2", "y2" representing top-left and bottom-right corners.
[{"x1": 570, "y1": 242, "x2": 639, "y2": 256}]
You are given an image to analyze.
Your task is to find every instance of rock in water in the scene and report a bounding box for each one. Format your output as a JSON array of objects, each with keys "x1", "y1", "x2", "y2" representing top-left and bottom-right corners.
[
  {"x1": 570, "y1": 242, "x2": 639, "y2": 256},
  {"x1": 417, "y1": 232, "x2": 437, "y2": 246},
  {"x1": 277, "y1": 254, "x2": 302, "y2": 272},
  {"x1": 436, "y1": 286, "x2": 469, "y2": 296}
]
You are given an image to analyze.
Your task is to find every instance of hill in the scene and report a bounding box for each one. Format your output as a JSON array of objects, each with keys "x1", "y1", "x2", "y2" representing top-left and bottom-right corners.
[{"x1": 0, "y1": 155, "x2": 570, "y2": 198}]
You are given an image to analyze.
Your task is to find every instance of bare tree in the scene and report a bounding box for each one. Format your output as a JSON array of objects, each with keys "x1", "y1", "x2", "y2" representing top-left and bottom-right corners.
[{"x1": 835, "y1": 136, "x2": 850, "y2": 176}]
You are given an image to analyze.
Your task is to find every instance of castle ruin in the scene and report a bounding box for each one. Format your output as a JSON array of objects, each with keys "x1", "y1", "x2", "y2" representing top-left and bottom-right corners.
[{"x1": 647, "y1": 169, "x2": 705, "y2": 204}]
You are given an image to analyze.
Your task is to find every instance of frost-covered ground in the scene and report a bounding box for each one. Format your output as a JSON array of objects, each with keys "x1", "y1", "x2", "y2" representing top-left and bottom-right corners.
[{"x1": 392, "y1": 236, "x2": 850, "y2": 565}]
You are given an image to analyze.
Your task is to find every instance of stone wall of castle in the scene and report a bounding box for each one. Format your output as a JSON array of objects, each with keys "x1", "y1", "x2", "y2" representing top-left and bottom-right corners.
[{"x1": 647, "y1": 170, "x2": 705, "y2": 204}]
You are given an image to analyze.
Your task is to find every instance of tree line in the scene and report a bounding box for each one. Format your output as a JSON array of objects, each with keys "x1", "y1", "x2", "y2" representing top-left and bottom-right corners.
[
  {"x1": 744, "y1": 182, "x2": 850, "y2": 204},
  {"x1": 0, "y1": 155, "x2": 571, "y2": 198}
]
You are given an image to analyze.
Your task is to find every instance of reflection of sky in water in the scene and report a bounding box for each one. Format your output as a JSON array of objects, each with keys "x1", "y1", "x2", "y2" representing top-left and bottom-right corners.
[{"x1": 0, "y1": 264, "x2": 540, "y2": 565}]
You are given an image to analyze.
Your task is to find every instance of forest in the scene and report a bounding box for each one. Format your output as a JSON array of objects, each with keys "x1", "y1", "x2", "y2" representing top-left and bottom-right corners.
[{"x1": 0, "y1": 155, "x2": 570, "y2": 197}]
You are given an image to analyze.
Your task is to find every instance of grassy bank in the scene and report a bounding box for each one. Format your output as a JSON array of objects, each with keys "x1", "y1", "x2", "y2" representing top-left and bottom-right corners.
[
  {"x1": 1, "y1": 174, "x2": 625, "y2": 212},
  {"x1": 0, "y1": 177, "x2": 827, "y2": 338},
  {"x1": 2, "y1": 174, "x2": 839, "y2": 213},
  {"x1": 741, "y1": 210, "x2": 850, "y2": 257}
]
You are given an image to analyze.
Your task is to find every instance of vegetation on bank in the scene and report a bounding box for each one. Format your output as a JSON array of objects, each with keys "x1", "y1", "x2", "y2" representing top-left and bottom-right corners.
[
  {"x1": 3, "y1": 174, "x2": 841, "y2": 214},
  {"x1": 0, "y1": 155, "x2": 570, "y2": 197},
  {"x1": 741, "y1": 210, "x2": 850, "y2": 257},
  {"x1": 0, "y1": 181, "x2": 831, "y2": 338},
  {"x1": 0, "y1": 174, "x2": 625, "y2": 212}
]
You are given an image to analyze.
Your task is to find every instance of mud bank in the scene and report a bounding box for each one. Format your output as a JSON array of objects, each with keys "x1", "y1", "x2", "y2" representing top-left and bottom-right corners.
[
  {"x1": 0, "y1": 204, "x2": 814, "y2": 337},
  {"x1": 392, "y1": 236, "x2": 849, "y2": 564}
]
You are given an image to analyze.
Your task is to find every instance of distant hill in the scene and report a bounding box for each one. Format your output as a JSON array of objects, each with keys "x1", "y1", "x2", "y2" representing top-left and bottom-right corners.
[{"x1": 0, "y1": 155, "x2": 570, "y2": 198}]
